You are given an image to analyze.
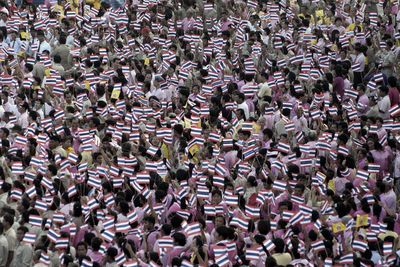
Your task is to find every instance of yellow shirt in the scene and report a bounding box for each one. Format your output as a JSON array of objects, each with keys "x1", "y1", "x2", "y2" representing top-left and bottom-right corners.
[
  {"x1": 298, "y1": 13, "x2": 315, "y2": 25},
  {"x1": 86, "y1": 0, "x2": 101, "y2": 10},
  {"x1": 272, "y1": 253, "x2": 292, "y2": 266},
  {"x1": 54, "y1": 5, "x2": 65, "y2": 20},
  {"x1": 65, "y1": 147, "x2": 74, "y2": 155}
]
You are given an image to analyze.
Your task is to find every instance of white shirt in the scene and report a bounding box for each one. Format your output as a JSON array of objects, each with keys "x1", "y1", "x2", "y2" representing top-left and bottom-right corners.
[
  {"x1": 0, "y1": 234, "x2": 8, "y2": 267},
  {"x1": 38, "y1": 40, "x2": 52, "y2": 55},
  {"x1": 378, "y1": 95, "x2": 390, "y2": 119},
  {"x1": 237, "y1": 102, "x2": 249, "y2": 120}
]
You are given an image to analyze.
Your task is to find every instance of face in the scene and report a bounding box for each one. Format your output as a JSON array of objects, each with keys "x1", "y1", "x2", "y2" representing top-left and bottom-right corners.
[
  {"x1": 77, "y1": 245, "x2": 87, "y2": 257},
  {"x1": 65, "y1": 93, "x2": 72, "y2": 103},
  {"x1": 143, "y1": 220, "x2": 153, "y2": 230},
  {"x1": 71, "y1": 119, "x2": 79, "y2": 130},
  {"x1": 212, "y1": 193, "x2": 222, "y2": 205},
  {"x1": 294, "y1": 187, "x2": 303, "y2": 196},
  {"x1": 215, "y1": 216, "x2": 224, "y2": 227},
  {"x1": 16, "y1": 229, "x2": 25, "y2": 241}
]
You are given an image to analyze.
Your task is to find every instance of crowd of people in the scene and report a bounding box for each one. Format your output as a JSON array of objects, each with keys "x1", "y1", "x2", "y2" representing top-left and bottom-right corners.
[{"x1": 0, "y1": 0, "x2": 400, "y2": 266}]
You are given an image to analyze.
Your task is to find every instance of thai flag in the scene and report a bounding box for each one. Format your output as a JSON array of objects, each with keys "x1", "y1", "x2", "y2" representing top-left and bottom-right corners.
[
  {"x1": 115, "y1": 221, "x2": 131, "y2": 233},
  {"x1": 114, "y1": 252, "x2": 126, "y2": 265},
  {"x1": 186, "y1": 222, "x2": 201, "y2": 237},
  {"x1": 230, "y1": 217, "x2": 248, "y2": 231},
  {"x1": 214, "y1": 163, "x2": 226, "y2": 176},
  {"x1": 290, "y1": 55, "x2": 303, "y2": 64},
  {"x1": 291, "y1": 195, "x2": 304, "y2": 205},
  {"x1": 246, "y1": 247, "x2": 261, "y2": 261},
  {"x1": 382, "y1": 242, "x2": 393, "y2": 255},
  {"x1": 204, "y1": 205, "x2": 216, "y2": 216},
  {"x1": 124, "y1": 260, "x2": 139, "y2": 267},
  {"x1": 283, "y1": 121, "x2": 295, "y2": 132},
  {"x1": 389, "y1": 105, "x2": 400, "y2": 117},
  {"x1": 310, "y1": 109, "x2": 321, "y2": 120},
  {"x1": 197, "y1": 186, "x2": 209, "y2": 199},
  {"x1": 35, "y1": 199, "x2": 48, "y2": 212},
  {"x1": 101, "y1": 230, "x2": 115, "y2": 243},
  {"x1": 374, "y1": 72, "x2": 384, "y2": 82},
  {"x1": 353, "y1": 239, "x2": 368, "y2": 252},
  {"x1": 12, "y1": 162, "x2": 24, "y2": 175},
  {"x1": 158, "y1": 237, "x2": 173, "y2": 249},
  {"x1": 103, "y1": 194, "x2": 115, "y2": 208},
  {"x1": 344, "y1": 88, "x2": 358, "y2": 99},
  {"x1": 366, "y1": 80, "x2": 376, "y2": 91},
  {"x1": 303, "y1": 33, "x2": 315, "y2": 42},
  {"x1": 215, "y1": 254, "x2": 229, "y2": 267},
  {"x1": 277, "y1": 141, "x2": 290, "y2": 154},
  {"x1": 311, "y1": 240, "x2": 325, "y2": 252},
  {"x1": 48, "y1": 228, "x2": 61, "y2": 243},
  {"x1": 272, "y1": 180, "x2": 287, "y2": 192},
  {"x1": 337, "y1": 145, "x2": 349, "y2": 156},
  {"x1": 23, "y1": 232, "x2": 36, "y2": 244},
  {"x1": 365, "y1": 163, "x2": 380, "y2": 174},
  {"x1": 300, "y1": 158, "x2": 313, "y2": 168},
  {"x1": 55, "y1": 237, "x2": 69, "y2": 249},
  {"x1": 366, "y1": 231, "x2": 377, "y2": 242},
  {"x1": 299, "y1": 204, "x2": 313, "y2": 216},
  {"x1": 324, "y1": 258, "x2": 333, "y2": 267},
  {"x1": 339, "y1": 252, "x2": 353, "y2": 264},
  {"x1": 29, "y1": 214, "x2": 42, "y2": 227},
  {"x1": 53, "y1": 213, "x2": 65, "y2": 224},
  {"x1": 289, "y1": 212, "x2": 304, "y2": 226},
  {"x1": 379, "y1": 222, "x2": 387, "y2": 234},
  {"x1": 101, "y1": 217, "x2": 114, "y2": 230},
  {"x1": 29, "y1": 156, "x2": 44, "y2": 168},
  {"x1": 87, "y1": 198, "x2": 99, "y2": 211},
  {"x1": 370, "y1": 223, "x2": 380, "y2": 233},
  {"x1": 15, "y1": 135, "x2": 28, "y2": 146},
  {"x1": 39, "y1": 252, "x2": 50, "y2": 266}
]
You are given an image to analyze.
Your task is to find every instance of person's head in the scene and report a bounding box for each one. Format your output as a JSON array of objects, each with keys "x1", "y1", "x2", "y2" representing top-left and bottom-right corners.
[
  {"x1": 172, "y1": 232, "x2": 186, "y2": 246},
  {"x1": 54, "y1": 55, "x2": 61, "y2": 64},
  {"x1": 59, "y1": 34, "x2": 66, "y2": 45},
  {"x1": 383, "y1": 216, "x2": 395, "y2": 231},
  {"x1": 37, "y1": 30, "x2": 45, "y2": 42},
  {"x1": 3, "y1": 213, "x2": 14, "y2": 229},
  {"x1": 294, "y1": 183, "x2": 305, "y2": 196},
  {"x1": 16, "y1": 226, "x2": 29, "y2": 241},
  {"x1": 214, "y1": 215, "x2": 226, "y2": 227},
  {"x1": 388, "y1": 76, "x2": 397, "y2": 88},
  {"x1": 143, "y1": 215, "x2": 156, "y2": 230},
  {"x1": 379, "y1": 86, "x2": 389, "y2": 97},
  {"x1": 273, "y1": 238, "x2": 285, "y2": 253},
  {"x1": 257, "y1": 220, "x2": 270, "y2": 235},
  {"x1": 91, "y1": 237, "x2": 102, "y2": 252},
  {"x1": 211, "y1": 189, "x2": 222, "y2": 205},
  {"x1": 76, "y1": 242, "x2": 88, "y2": 257},
  {"x1": 106, "y1": 247, "x2": 118, "y2": 263}
]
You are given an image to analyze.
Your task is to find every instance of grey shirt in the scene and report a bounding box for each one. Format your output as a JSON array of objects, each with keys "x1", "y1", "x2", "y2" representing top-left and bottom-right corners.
[{"x1": 11, "y1": 241, "x2": 32, "y2": 267}]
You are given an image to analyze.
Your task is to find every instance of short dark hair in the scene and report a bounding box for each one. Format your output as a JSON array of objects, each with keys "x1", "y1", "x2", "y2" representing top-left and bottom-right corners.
[{"x1": 172, "y1": 232, "x2": 186, "y2": 246}]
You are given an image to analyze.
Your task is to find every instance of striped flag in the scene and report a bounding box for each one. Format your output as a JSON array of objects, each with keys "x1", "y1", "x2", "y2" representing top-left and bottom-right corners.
[
  {"x1": 23, "y1": 232, "x2": 36, "y2": 244},
  {"x1": 356, "y1": 169, "x2": 369, "y2": 181},
  {"x1": 272, "y1": 180, "x2": 287, "y2": 191},
  {"x1": 353, "y1": 238, "x2": 368, "y2": 252}
]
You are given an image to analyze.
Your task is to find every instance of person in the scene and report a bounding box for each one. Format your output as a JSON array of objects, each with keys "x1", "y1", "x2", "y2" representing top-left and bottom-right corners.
[
  {"x1": 103, "y1": 247, "x2": 118, "y2": 267},
  {"x1": 0, "y1": 223, "x2": 8, "y2": 267},
  {"x1": 378, "y1": 85, "x2": 391, "y2": 119},
  {"x1": 271, "y1": 238, "x2": 292, "y2": 266},
  {"x1": 3, "y1": 214, "x2": 16, "y2": 267},
  {"x1": 10, "y1": 226, "x2": 32, "y2": 267}
]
